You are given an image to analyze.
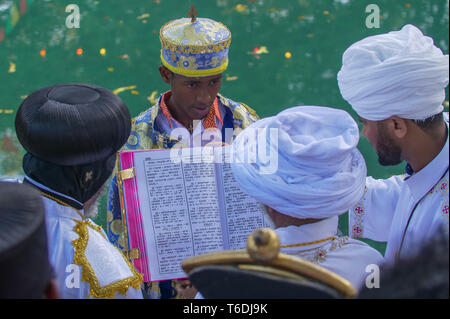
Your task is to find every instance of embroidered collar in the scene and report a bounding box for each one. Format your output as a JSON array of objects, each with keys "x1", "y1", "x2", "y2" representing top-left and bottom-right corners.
[
  {"x1": 158, "y1": 90, "x2": 223, "y2": 129},
  {"x1": 24, "y1": 176, "x2": 84, "y2": 210}
]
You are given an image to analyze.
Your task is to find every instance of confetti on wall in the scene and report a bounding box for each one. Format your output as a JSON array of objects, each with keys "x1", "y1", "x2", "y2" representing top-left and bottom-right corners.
[
  {"x1": 113, "y1": 85, "x2": 137, "y2": 95},
  {"x1": 147, "y1": 91, "x2": 159, "y2": 105}
]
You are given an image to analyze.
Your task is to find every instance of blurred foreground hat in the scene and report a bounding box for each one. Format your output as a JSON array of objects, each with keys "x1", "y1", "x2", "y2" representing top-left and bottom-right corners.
[
  {"x1": 15, "y1": 83, "x2": 131, "y2": 166},
  {"x1": 182, "y1": 228, "x2": 357, "y2": 299},
  {"x1": 0, "y1": 181, "x2": 51, "y2": 298},
  {"x1": 160, "y1": 7, "x2": 231, "y2": 77}
]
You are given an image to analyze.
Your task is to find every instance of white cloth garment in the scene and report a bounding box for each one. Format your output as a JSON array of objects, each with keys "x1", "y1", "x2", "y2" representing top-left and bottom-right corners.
[
  {"x1": 276, "y1": 216, "x2": 383, "y2": 291},
  {"x1": 26, "y1": 178, "x2": 143, "y2": 299},
  {"x1": 349, "y1": 129, "x2": 449, "y2": 265},
  {"x1": 231, "y1": 105, "x2": 367, "y2": 219},
  {"x1": 337, "y1": 24, "x2": 449, "y2": 121}
]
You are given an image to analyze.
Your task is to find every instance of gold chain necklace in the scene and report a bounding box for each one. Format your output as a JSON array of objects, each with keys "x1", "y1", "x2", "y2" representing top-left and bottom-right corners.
[{"x1": 280, "y1": 236, "x2": 336, "y2": 248}]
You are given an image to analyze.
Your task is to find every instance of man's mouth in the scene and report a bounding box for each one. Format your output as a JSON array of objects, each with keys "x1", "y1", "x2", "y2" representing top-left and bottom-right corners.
[{"x1": 194, "y1": 105, "x2": 210, "y2": 111}]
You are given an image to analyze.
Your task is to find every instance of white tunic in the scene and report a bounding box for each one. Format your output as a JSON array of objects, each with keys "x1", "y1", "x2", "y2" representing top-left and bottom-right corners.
[
  {"x1": 276, "y1": 216, "x2": 384, "y2": 291},
  {"x1": 28, "y1": 178, "x2": 144, "y2": 299},
  {"x1": 349, "y1": 131, "x2": 449, "y2": 265}
]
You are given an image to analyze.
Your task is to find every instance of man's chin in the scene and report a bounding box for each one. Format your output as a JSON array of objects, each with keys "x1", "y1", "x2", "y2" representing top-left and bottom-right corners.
[{"x1": 377, "y1": 156, "x2": 402, "y2": 166}]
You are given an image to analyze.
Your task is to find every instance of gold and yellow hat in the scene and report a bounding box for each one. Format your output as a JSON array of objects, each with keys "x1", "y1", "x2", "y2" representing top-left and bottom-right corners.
[{"x1": 160, "y1": 13, "x2": 231, "y2": 77}]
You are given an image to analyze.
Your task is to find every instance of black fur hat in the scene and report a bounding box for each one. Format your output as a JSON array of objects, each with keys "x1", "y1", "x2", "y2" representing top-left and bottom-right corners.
[{"x1": 15, "y1": 83, "x2": 131, "y2": 166}]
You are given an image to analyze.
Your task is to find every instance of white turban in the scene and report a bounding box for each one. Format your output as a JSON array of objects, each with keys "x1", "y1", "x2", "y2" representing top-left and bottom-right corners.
[
  {"x1": 337, "y1": 24, "x2": 449, "y2": 121},
  {"x1": 230, "y1": 106, "x2": 367, "y2": 219}
]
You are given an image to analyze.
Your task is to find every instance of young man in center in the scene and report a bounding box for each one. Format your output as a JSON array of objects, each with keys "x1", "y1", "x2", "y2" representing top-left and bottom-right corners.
[{"x1": 107, "y1": 14, "x2": 260, "y2": 299}]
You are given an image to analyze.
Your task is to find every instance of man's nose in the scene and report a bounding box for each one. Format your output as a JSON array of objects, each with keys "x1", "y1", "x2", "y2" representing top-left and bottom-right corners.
[{"x1": 196, "y1": 89, "x2": 211, "y2": 106}]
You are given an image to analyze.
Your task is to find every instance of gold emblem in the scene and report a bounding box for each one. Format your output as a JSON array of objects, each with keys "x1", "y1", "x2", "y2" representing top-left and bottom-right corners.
[{"x1": 85, "y1": 171, "x2": 93, "y2": 182}]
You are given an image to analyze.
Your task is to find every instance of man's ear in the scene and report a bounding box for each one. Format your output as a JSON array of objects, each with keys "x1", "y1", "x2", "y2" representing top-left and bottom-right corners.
[
  {"x1": 158, "y1": 65, "x2": 172, "y2": 84},
  {"x1": 388, "y1": 116, "x2": 408, "y2": 139}
]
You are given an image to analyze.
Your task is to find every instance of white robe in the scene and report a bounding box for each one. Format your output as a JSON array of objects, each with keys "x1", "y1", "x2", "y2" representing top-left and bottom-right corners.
[
  {"x1": 28, "y1": 178, "x2": 143, "y2": 299},
  {"x1": 349, "y1": 130, "x2": 449, "y2": 265},
  {"x1": 276, "y1": 216, "x2": 384, "y2": 292}
]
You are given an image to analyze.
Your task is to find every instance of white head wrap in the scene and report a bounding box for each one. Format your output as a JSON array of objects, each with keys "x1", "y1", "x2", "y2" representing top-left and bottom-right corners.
[
  {"x1": 337, "y1": 24, "x2": 449, "y2": 121},
  {"x1": 230, "y1": 106, "x2": 367, "y2": 219}
]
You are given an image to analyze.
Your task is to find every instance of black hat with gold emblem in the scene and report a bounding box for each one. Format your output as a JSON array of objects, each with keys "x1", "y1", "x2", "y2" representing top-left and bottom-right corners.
[{"x1": 15, "y1": 83, "x2": 132, "y2": 207}]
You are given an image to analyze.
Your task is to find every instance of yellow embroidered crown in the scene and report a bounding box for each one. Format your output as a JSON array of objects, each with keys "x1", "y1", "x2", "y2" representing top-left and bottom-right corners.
[{"x1": 159, "y1": 14, "x2": 231, "y2": 77}]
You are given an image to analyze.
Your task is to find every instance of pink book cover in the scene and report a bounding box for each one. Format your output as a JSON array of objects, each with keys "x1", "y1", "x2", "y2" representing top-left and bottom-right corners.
[
  {"x1": 119, "y1": 148, "x2": 198, "y2": 282},
  {"x1": 119, "y1": 150, "x2": 151, "y2": 282}
]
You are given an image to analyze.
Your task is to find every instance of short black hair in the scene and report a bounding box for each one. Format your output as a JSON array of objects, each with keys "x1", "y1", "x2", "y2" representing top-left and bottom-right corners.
[{"x1": 412, "y1": 111, "x2": 444, "y2": 131}]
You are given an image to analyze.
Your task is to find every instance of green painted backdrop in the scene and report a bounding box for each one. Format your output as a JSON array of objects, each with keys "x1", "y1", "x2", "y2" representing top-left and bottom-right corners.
[{"x1": 1, "y1": 0, "x2": 448, "y2": 254}]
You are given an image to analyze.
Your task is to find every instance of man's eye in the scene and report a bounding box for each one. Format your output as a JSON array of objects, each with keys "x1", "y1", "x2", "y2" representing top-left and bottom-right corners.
[{"x1": 187, "y1": 83, "x2": 197, "y2": 88}]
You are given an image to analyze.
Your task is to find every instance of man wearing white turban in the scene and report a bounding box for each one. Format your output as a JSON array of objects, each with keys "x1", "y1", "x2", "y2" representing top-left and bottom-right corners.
[
  {"x1": 231, "y1": 105, "x2": 383, "y2": 292},
  {"x1": 337, "y1": 24, "x2": 449, "y2": 265}
]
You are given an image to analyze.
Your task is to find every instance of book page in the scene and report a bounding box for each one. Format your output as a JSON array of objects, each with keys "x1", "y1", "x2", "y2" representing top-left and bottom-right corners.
[
  {"x1": 215, "y1": 147, "x2": 271, "y2": 250},
  {"x1": 133, "y1": 149, "x2": 223, "y2": 281},
  {"x1": 182, "y1": 152, "x2": 223, "y2": 255}
]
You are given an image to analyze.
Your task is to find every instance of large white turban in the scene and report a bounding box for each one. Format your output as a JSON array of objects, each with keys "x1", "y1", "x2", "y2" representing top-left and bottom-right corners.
[
  {"x1": 337, "y1": 24, "x2": 449, "y2": 121},
  {"x1": 230, "y1": 106, "x2": 367, "y2": 219}
]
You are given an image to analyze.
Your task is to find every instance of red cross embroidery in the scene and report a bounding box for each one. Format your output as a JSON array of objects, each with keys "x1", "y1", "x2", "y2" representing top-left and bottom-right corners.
[
  {"x1": 354, "y1": 206, "x2": 364, "y2": 214},
  {"x1": 441, "y1": 183, "x2": 448, "y2": 191},
  {"x1": 443, "y1": 205, "x2": 449, "y2": 215},
  {"x1": 353, "y1": 226, "x2": 362, "y2": 233}
]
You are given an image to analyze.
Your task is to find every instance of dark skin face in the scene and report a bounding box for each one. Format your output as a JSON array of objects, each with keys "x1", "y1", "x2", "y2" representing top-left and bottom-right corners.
[
  {"x1": 160, "y1": 66, "x2": 223, "y2": 298},
  {"x1": 358, "y1": 115, "x2": 447, "y2": 172},
  {"x1": 358, "y1": 116, "x2": 404, "y2": 166},
  {"x1": 158, "y1": 66, "x2": 223, "y2": 129}
]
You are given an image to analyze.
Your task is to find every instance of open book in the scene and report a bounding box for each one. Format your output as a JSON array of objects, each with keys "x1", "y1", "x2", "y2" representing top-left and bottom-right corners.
[{"x1": 118, "y1": 146, "x2": 271, "y2": 282}]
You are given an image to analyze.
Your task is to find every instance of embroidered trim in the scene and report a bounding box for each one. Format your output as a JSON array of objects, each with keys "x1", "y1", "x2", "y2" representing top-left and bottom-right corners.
[
  {"x1": 161, "y1": 54, "x2": 229, "y2": 77},
  {"x1": 441, "y1": 200, "x2": 449, "y2": 219},
  {"x1": 72, "y1": 220, "x2": 143, "y2": 298},
  {"x1": 351, "y1": 198, "x2": 365, "y2": 238},
  {"x1": 397, "y1": 169, "x2": 449, "y2": 259},
  {"x1": 315, "y1": 248, "x2": 328, "y2": 263},
  {"x1": 350, "y1": 185, "x2": 368, "y2": 238},
  {"x1": 439, "y1": 177, "x2": 448, "y2": 197},
  {"x1": 288, "y1": 236, "x2": 349, "y2": 264},
  {"x1": 160, "y1": 35, "x2": 231, "y2": 54},
  {"x1": 329, "y1": 236, "x2": 349, "y2": 251},
  {"x1": 439, "y1": 175, "x2": 449, "y2": 233}
]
